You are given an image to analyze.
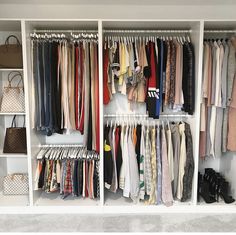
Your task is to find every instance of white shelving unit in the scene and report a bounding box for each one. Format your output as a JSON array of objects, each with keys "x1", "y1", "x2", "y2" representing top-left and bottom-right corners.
[
  {"x1": 0, "y1": 18, "x2": 234, "y2": 214},
  {"x1": 0, "y1": 20, "x2": 30, "y2": 210}
]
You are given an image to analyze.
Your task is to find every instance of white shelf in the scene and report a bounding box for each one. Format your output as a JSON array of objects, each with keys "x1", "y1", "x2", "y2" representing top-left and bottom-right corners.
[
  {"x1": 0, "y1": 112, "x2": 25, "y2": 115},
  {"x1": 0, "y1": 152, "x2": 27, "y2": 158},
  {"x1": 34, "y1": 191, "x2": 100, "y2": 206},
  {"x1": 0, "y1": 68, "x2": 23, "y2": 72},
  {"x1": 0, "y1": 191, "x2": 29, "y2": 207}
]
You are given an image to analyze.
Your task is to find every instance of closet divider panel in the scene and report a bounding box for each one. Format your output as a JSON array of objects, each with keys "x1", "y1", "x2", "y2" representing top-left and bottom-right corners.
[
  {"x1": 25, "y1": 20, "x2": 101, "y2": 207},
  {"x1": 102, "y1": 20, "x2": 202, "y2": 207}
]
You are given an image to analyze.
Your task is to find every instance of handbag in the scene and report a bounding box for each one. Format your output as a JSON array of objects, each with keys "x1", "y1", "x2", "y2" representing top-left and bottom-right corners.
[
  {"x1": 3, "y1": 115, "x2": 27, "y2": 154},
  {"x1": 0, "y1": 72, "x2": 25, "y2": 113},
  {"x1": 3, "y1": 173, "x2": 28, "y2": 195},
  {"x1": 0, "y1": 35, "x2": 23, "y2": 68}
]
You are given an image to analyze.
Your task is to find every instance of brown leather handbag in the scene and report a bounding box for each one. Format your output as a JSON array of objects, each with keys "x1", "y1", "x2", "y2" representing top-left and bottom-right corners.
[
  {"x1": 3, "y1": 115, "x2": 27, "y2": 154},
  {"x1": 0, "y1": 35, "x2": 23, "y2": 68}
]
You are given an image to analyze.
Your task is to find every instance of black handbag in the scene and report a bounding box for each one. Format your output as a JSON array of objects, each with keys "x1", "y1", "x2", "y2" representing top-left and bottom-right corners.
[{"x1": 3, "y1": 115, "x2": 27, "y2": 154}]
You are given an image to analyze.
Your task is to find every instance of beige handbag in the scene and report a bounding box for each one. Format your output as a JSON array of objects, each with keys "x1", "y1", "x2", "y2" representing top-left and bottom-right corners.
[
  {"x1": 0, "y1": 72, "x2": 25, "y2": 113},
  {"x1": 3, "y1": 173, "x2": 29, "y2": 195},
  {"x1": 0, "y1": 35, "x2": 23, "y2": 68}
]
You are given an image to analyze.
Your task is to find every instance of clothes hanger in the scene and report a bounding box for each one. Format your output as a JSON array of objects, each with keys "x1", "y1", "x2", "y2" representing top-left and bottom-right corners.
[
  {"x1": 44, "y1": 147, "x2": 53, "y2": 159},
  {"x1": 110, "y1": 119, "x2": 113, "y2": 128}
]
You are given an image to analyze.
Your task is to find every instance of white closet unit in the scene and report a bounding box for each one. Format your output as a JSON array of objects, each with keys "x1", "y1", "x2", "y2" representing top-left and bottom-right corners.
[
  {"x1": 0, "y1": 18, "x2": 235, "y2": 213},
  {"x1": 102, "y1": 20, "x2": 203, "y2": 208},
  {"x1": 198, "y1": 20, "x2": 236, "y2": 204},
  {"x1": 23, "y1": 20, "x2": 101, "y2": 207}
]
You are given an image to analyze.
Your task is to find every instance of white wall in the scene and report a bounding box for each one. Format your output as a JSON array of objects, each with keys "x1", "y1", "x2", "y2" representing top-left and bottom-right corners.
[{"x1": 0, "y1": 4, "x2": 236, "y2": 20}]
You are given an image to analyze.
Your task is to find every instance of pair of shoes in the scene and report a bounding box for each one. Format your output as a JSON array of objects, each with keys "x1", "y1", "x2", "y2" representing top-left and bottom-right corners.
[{"x1": 198, "y1": 168, "x2": 235, "y2": 204}]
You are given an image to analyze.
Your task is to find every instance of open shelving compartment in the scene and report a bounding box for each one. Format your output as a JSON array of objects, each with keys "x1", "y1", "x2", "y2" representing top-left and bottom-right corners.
[
  {"x1": 24, "y1": 20, "x2": 101, "y2": 207},
  {"x1": 102, "y1": 20, "x2": 203, "y2": 208},
  {"x1": 198, "y1": 20, "x2": 236, "y2": 207},
  {"x1": 0, "y1": 20, "x2": 29, "y2": 207}
]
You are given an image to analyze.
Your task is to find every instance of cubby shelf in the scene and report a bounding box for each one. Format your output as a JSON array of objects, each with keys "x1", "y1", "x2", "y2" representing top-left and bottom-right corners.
[
  {"x1": 0, "y1": 113, "x2": 25, "y2": 115},
  {"x1": 0, "y1": 68, "x2": 23, "y2": 71},
  {"x1": 0, "y1": 153, "x2": 27, "y2": 158},
  {"x1": 0, "y1": 191, "x2": 29, "y2": 207}
]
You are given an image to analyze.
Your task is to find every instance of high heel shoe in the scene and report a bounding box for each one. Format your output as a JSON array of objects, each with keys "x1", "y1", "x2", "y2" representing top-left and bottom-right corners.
[{"x1": 217, "y1": 181, "x2": 235, "y2": 204}]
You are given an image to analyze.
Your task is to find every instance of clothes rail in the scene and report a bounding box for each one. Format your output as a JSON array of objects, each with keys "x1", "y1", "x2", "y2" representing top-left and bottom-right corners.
[
  {"x1": 40, "y1": 144, "x2": 84, "y2": 148},
  {"x1": 103, "y1": 29, "x2": 192, "y2": 33},
  {"x1": 104, "y1": 114, "x2": 191, "y2": 118},
  {"x1": 104, "y1": 114, "x2": 148, "y2": 117},
  {"x1": 204, "y1": 30, "x2": 236, "y2": 33},
  {"x1": 33, "y1": 29, "x2": 98, "y2": 33}
]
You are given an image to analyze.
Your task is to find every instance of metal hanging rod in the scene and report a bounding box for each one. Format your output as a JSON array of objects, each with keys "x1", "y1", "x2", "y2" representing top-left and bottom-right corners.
[
  {"x1": 103, "y1": 29, "x2": 192, "y2": 33},
  {"x1": 104, "y1": 113, "x2": 191, "y2": 118},
  {"x1": 40, "y1": 144, "x2": 84, "y2": 148},
  {"x1": 104, "y1": 114, "x2": 148, "y2": 117},
  {"x1": 159, "y1": 114, "x2": 191, "y2": 117},
  {"x1": 33, "y1": 29, "x2": 98, "y2": 33},
  {"x1": 204, "y1": 30, "x2": 236, "y2": 33}
]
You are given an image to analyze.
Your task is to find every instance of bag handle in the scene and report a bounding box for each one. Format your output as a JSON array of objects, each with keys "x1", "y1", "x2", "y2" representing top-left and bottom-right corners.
[
  {"x1": 7, "y1": 71, "x2": 23, "y2": 88},
  {"x1": 5, "y1": 35, "x2": 21, "y2": 46},
  {"x1": 9, "y1": 173, "x2": 27, "y2": 181},
  {"x1": 11, "y1": 115, "x2": 25, "y2": 128}
]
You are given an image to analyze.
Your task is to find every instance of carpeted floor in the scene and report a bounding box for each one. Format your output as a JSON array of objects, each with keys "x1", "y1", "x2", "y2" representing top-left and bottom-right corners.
[{"x1": 0, "y1": 214, "x2": 235, "y2": 232}]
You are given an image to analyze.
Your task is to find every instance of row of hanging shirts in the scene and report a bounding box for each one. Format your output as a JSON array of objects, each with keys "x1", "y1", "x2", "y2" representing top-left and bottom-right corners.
[
  {"x1": 199, "y1": 36, "x2": 236, "y2": 158},
  {"x1": 103, "y1": 33, "x2": 195, "y2": 118},
  {"x1": 34, "y1": 146, "x2": 100, "y2": 199},
  {"x1": 103, "y1": 115, "x2": 194, "y2": 206}
]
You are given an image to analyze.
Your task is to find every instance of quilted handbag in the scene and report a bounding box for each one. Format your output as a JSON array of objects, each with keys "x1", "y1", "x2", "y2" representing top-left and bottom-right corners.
[
  {"x1": 3, "y1": 115, "x2": 27, "y2": 154},
  {"x1": 0, "y1": 71, "x2": 25, "y2": 113},
  {"x1": 3, "y1": 173, "x2": 28, "y2": 195},
  {"x1": 0, "y1": 35, "x2": 23, "y2": 68}
]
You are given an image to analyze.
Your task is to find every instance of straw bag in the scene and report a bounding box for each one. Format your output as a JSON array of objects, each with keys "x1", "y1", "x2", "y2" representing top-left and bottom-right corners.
[
  {"x1": 0, "y1": 72, "x2": 25, "y2": 113},
  {"x1": 3, "y1": 173, "x2": 28, "y2": 195},
  {"x1": 0, "y1": 35, "x2": 23, "y2": 68}
]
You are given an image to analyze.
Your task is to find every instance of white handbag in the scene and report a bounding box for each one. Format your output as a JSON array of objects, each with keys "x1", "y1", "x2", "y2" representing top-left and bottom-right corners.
[
  {"x1": 0, "y1": 71, "x2": 25, "y2": 113},
  {"x1": 3, "y1": 173, "x2": 29, "y2": 195}
]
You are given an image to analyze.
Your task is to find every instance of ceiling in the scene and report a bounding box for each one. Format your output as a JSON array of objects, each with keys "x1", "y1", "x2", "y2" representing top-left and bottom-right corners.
[{"x1": 0, "y1": 0, "x2": 235, "y2": 4}]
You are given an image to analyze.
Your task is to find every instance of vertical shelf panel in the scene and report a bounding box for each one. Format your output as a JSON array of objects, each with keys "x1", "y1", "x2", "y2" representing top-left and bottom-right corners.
[{"x1": 98, "y1": 20, "x2": 104, "y2": 207}]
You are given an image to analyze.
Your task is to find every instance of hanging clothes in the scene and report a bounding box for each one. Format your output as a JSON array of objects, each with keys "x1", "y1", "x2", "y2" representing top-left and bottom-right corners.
[
  {"x1": 31, "y1": 35, "x2": 100, "y2": 152},
  {"x1": 103, "y1": 120, "x2": 194, "y2": 206},
  {"x1": 199, "y1": 36, "x2": 236, "y2": 157},
  {"x1": 103, "y1": 36, "x2": 195, "y2": 117},
  {"x1": 34, "y1": 146, "x2": 100, "y2": 199}
]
